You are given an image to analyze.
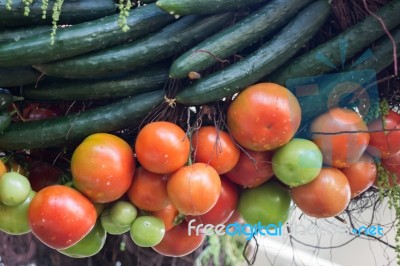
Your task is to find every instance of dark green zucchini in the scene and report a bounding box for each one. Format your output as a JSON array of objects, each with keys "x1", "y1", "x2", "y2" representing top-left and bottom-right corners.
[
  {"x1": 34, "y1": 13, "x2": 233, "y2": 79},
  {"x1": 0, "y1": 25, "x2": 51, "y2": 44},
  {"x1": 174, "y1": 0, "x2": 331, "y2": 106},
  {"x1": 0, "y1": 88, "x2": 13, "y2": 111},
  {"x1": 0, "y1": 3, "x2": 174, "y2": 67},
  {"x1": 0, "y1": 67, "x2": 44, "y2": 87},
  {"x1": 0, "y1": 0, "x2": 117, "y2": 27},
  {"x1": 0, "y1": 110, "x2": 11, "y2": 134},
  {"x1": 156, "y1": 0, "x2": 267, "y2": 15},
  {"x1": 23, "y1": 65, "x2": 169, "y2": 100},
  {"x1": 270, "y1": 0, "x2": 400, "y2": 85},
  {"x1": 0, "y1": 90, "x2": 164, "y2": 150}
]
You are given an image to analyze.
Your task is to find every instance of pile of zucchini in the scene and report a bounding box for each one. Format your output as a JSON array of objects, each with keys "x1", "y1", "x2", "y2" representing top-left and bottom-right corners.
[{"x1": 0, "y1": 0, "x2": 399, "y2": 150}]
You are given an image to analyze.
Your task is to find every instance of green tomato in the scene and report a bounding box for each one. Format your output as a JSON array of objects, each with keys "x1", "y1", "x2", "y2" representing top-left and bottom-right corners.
[
  {"x1": 58, "y1": 220, "x2": 106, "y2": 258},
  {"x1": 100, "y1": 207, "x2": 130, "y2": 235},
  {"x1": 0, "y1": 172, "x2": 31, "y2": 206},
  {"x1": 110, "y1": 200, "x2": 137, "y2": 227},
  {"x1": 0, "y1": 190, "x2": 36, "y2": 235},
  {"x1": 272, "y1": 138, "x2": 322, "y2": 187},
  {"x1": 130, "y1": 216, "x2": 165, "y2": 247},
  {"x1": 238, "y1": 181, "x2": 292, "y2": 226}
]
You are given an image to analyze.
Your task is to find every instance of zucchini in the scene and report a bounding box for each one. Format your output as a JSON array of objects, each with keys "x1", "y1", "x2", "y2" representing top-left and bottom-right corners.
[
  {"x1": 0, "y1": 110, "x2": 11, "y2": 134},
  {"x1": 0, "y1": 88, "x2": 13, "y2": 111},
  {"x1": 174, "y1": 0, "x2": 331, "y2": 106},
  {"x1": 0, "y1": 4, "x2": 174, "y2": 67},
  {"x1": 0, "y1": 90, "x2": 164, "y2": 150},
  {"x1": 0, "y1": 67, "x2": 44, "y2": 87},
  {"x1": 34, "y1": 13, "x2": 233, "y2": 79},
  {"x1": 270, "y1": 0, "x2": 400, "y2": 85},
  {"x1": 0, "y1": 25, "x2": 51, "y2": 44},
  {"x1": 23, "y1": 65, "x2": 169, "y2": 100},
  {"x1": 156, "y1": 0, "x2": 266, "y2": 15},
  {"x1": 0, "y1": 0, "x2": 117, "y2": 27},
  {"x1": 169, "y1": 0, "x2": 315, "y2": 78}
]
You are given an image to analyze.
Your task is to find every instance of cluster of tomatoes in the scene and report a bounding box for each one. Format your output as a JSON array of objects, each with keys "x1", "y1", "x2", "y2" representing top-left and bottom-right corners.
[{"x1": 1, "y1": 82, "x2": 400, "y2": 259}]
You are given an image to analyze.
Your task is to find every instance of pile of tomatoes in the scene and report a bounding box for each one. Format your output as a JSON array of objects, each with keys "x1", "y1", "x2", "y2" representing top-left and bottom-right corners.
[{"x1": 1, "y1": 82, "x2": 400, "y2": 258}]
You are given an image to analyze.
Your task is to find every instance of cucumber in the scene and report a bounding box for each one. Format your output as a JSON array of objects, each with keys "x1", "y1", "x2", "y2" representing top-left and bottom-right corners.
[
  {"x1": 23, "y1": 65, "x2": 169, "y2": 100},
  {"x1": 34, "y1": 13, "x2": 233, "y2": 79},
  {"x1": 0, "y1": 67, "x2": 44, "y2": 87},
  {"x1": 0, "y1": 25, "x2": 51, "y2": 44},
  {"x1": 174, "y1": 0, "x2": 331, "y2": 106},
  {"x1": 169, "y1": 0, "x2": 315, "y2": 78},
  {"x1": 0, "y1": 110, "x2": 11, "y2": 134},
  {"x1": 0, "y1": 90, "x2": 164, "y2": 150},
  {"x1": 0, "y1": 88, "x2": 13, "y2": 111},
  {"x1": 156, "y1": 0, "x2": 267, "y2": 15},
  {"x1": 0, "y1": 4, "x2": 174, "y2": 67},
  {"x1": 0, "y1": 0, "x2": 117, "y2": 27},
  {"x1": 270, "y1": 0, "x2": 400, "y2": 85}
]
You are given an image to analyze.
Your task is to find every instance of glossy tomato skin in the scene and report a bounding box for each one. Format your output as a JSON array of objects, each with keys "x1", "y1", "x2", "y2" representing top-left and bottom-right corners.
[
  {"x1": 127, "y1": 166, "x2": 170, "y2": 212},
  {"x1": 191, "y1": 126, "x2": 240, "y2": 174},
  {"x1": 28, "y1": 161, "x2": 61, "y2": 192},
  {"x1": 367, "y1": 111, "x2": 400, "y2": 159},
  {"x1": 291, "y1": 168, "x2": 351, "y2": 218},
  {"x1": 152, "y1": 221, "x2": 205, "y2": 257},
  {"x1": 167, "y1": 163, "x2": 221, "y2": 215},
  {"x1": 381, "y1": 152, "x2": 400, "y2": 187},
  {"x1": 187, "y1": 177, "x2": 238, "y2": 226},
  {"x1": 151, "y1": 203, "x2": 179, "y2": 231},
  {"x1": 71, "y1": 133, "x2": 135, "y2": 203},
  {"x1": 28, "y1": 185, "x2": 97, "y2": 249},
  {"x1": 130, "y1": 216, "x2": 165, "y2": 247},
  {"x1": 340, "y1": 153, "x2": 376, "y2": 198},
  {"x1": 225, "y1": 149, "x2": 274, "y2": 188},
  {"x1": 227, "y1": 83, "x2": 301, "y2": 151},
  {"x1": 310, "y1": 107, "x2": 370, "y2": 168},
  {"x1": 135, "y1": 121, "x2": 190, "y2": 174}
]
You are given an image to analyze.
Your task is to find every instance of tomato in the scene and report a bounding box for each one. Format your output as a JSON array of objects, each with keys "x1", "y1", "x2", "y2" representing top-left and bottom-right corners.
[
  {"x1": 380, "y1": 152, "x2": 400, "y2": 187},
  {"x1": 272, "y1": 138, "x2": 322, "y2": 187},
  {"x1": 0, "y1": 160, "x2": 6, "y2": 176},
  {"x1": 238, "y1": 181, "x2": 292, "y2": 226},
  {"x1": 58, "y1": 220, "x2": 107, "y2": 258},
  {"x1": 167, "y1": 163, "x2": 221, "y2": 215},
  {"x1": 187, "y1": 177, "x2": 238, "y2": 226},
  {"x1": 127, "y1": 166, "x2": 170, "y2": 212},
  {"x1": 310, "y1": 107, "x2": 370, "y2": 168},
  {"x1": 135, "y1": 121, "x2": 190, "y2": 174},
  {"x1": 130, "y1": 216, "x2": 165, "y2": 247},
  {"x1": 224, "y1": 209, "x2": 242, "y2": 225},
  {"x1": 225, "y1": 148, "x2": 274, "y2": 188},
  {"x1": 291, "y1": 168, "x2": 351, "y2": 218},
  {"x1": 100, "y1": 207, "x2": 130, "y2": 235},
  {"x1": 0, "y1": 190, "x2": 36, "y2": 235},
  {"x1": 340, "y1": 153, "x2": 376, "y2": 198},
  {"x1": 110, "y1": 200, "x2": 138, "y2": 227},
  {"x1": 367, "y1": 111, "x2": 400, "y2": 159},
  {"x1": 23, "y1": 106, "x2": 60, "y2": 121},
  {"x1": 191, "y1": 126, "x2": 240, "y2": 174},
  {"x1": 152, "y1": 221, "x2": 205, "y2": 257},
  {"x1": 71, "y1": 133, "x2": 135, "y2": 203},
  {"x1": 28, "y1": 161, "x2": 61, "y2": 192},
  {"x1": 28, "y1": 185, "x2": 97, "y2": 249},
  {"x1": 227, "y1": 83, "x2": 301, "y2": 151},
  {"x1": 0, "y1": 172, "x2": 31, "y2": 206},
  {"x1": 151, "y1": 203, "x2": 179, "y2": 231}
]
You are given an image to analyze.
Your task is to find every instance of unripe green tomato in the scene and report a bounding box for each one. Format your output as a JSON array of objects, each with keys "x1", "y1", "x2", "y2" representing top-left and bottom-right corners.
[
  {"x1": 0, "y1": 172, "x2": 31, "y2": 206},
  {"x1": 100, "y1": 208, "x2": 130, "y2": 235},
  {"x1": 130, "y1": 216, "x2": 165, "y2": 247},
  {"x1": 110, "y1": 200, "x2": 137, "y2": 227}
]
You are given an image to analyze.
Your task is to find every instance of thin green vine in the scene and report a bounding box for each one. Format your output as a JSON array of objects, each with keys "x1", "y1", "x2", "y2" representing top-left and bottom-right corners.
[
  {"x1": 118, "y1": 0, "x2": 133, "y2": 32},
  {"x1": 50, "y1": 0, "x2": 64, "y2": 45},
  {"x1": 41, "y1": 0, "x2": 49, "y2": 19},
  {"x1": 5, "y1": 0, "x2": 12, "y2": 10},
  {"x1": 22, "y1": 0, "x2": 33, "y2": 16}
]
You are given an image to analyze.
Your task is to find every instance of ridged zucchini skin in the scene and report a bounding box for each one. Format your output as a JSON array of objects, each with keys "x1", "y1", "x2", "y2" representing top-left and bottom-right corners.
[
  {"x1": 34, "y1": 13, "x2": 233, "y2": 79},
  {"x1": 0, "y1": 90, "x2": 164, "y2": 150},
  {"x1": 0, "y1": 0, "x2": 117, "y2": 27},
  {"x1": 169, "y1": 0, "x2": 316, "y2": 79},
  {"x1": 0, "y1": 67, "x2": 43, "y2": 87},
  {"x1": 0, "y1": 4, "x2": 175, "y2": 67},
  {"x1": 156, "y1": 0, "x2": 267, "y2": 15},
  {"x1": 23, "y1": 66, "x2": 169, "y2": 100},
  {"x1": 0, "y1": 25, "x2": 51, "y2": 44},
  {"x1": 270, "y1": 0, "x2": 400, "y2": 85},
  {"x1": 174, "y1": 0, "x2": 331, "y2": 106}
]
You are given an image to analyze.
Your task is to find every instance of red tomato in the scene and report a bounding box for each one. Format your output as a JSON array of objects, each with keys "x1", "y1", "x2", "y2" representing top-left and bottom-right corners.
[
  {"x1": 187, "y1": 177, "x2": 238, "y2": 226},
  {"x1": 71, "y1": 133, "x2": 135, "y2": 203},
  {"x1": 191, "y1": 126, "x2": 240, "y2": 174},
  {"x1": 224, "y1": 208, "x2": 242, "y2": 225},
  {"x1": 227, "y1": 83, "x2": 301, "y2": 151},
  {"x1": 291, "y1": 168, "x2": 351, "y2": 218},
  {"x1": 23, "y1": 104, "x2": 61, "y2": 121},
  {"x1": 367, "y1": 111, "x2": 400, "y2": 159},
  {"x1": 151, "y1": 203, "x2": 179, "y2": 231},
  {"x1": 340, "y1": 153, "x2": 376, "y2": 198},
  {"x1": 152, "y1": 221, "x2": 205, "y2": 257},
  {"x1": 310, "y1": 107, "x2": 370, "y2": 168},
  {"x1": 127, "y1": 166, "x2": 170, "y2": 212},
  {"x1": 225, "y1": 148, "x2": 274, "y2": 188},
  {"x1": 28, "y1": 161, "x2": 62, "y2": 192},
  {"x1": 135, "y1": 121, "x2": 190, "y2": 174},
  {"x1": 380, "y1": 152, "x2": 400, "y2": 187},
  {"x1": 28, "y1": 185, "x2": 97, "y2": 249},
  {"x1": 167, "y1": 163, "x2": 221, "y2": 215}
]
